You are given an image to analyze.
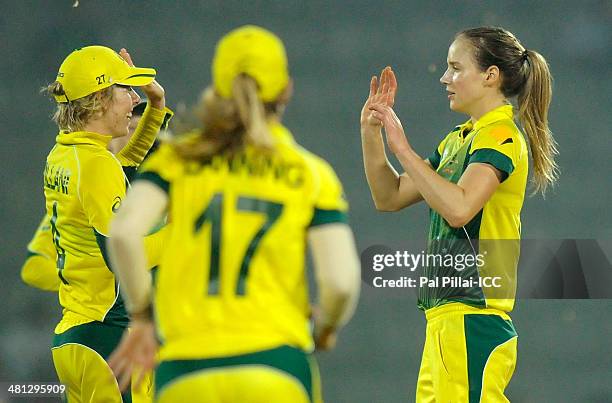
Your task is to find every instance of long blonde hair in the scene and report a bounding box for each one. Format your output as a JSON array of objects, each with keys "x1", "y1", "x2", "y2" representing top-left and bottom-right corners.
[
  {"x1": 173, "y1": 74, "x2": 277, "y2": 161},
  {"x1": 458, "y1": 27, "x2": 559, "y2": 195},
  {"x1": 44, "y1": 82, "x2": 114, "y2": 132}
]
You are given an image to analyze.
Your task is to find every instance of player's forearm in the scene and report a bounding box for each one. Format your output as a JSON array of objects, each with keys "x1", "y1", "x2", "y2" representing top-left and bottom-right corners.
[
  {"x1": 310, "y1": 224, "x2": 361, "y2": 330},
  {"x1": 396, "y1": 147, "x2": 469, "y2": 227},
  {"x1": 361, "y1": 129, "x2": 403, "y2": 211},
  {"x1": 116, "y1": 105, "x2": 166, "y2": 166},
  {"x1": 108, "y1": 229, "x2": 152, "y2": 314}
]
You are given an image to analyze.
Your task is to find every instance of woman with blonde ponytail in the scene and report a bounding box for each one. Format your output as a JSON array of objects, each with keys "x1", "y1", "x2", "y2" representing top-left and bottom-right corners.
[
  {"x1": 108, "y1": 25, "x2": 360, "y2": 403},
  {"x1": 361, "y1": 26, "x2": 557, "y2": 401}
]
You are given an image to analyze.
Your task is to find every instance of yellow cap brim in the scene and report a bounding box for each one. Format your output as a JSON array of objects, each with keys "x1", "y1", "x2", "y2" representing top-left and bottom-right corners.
[
  {"x1": 114, "y1": 66, "x2": 156, "y2": 86},
  {"x1": 54, "y1": 66, "x2": 157, "y2": 103}
]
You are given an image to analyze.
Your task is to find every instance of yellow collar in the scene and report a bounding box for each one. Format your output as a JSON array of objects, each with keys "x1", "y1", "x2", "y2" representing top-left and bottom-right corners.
[
  {"x1": 55, "y1": 130, "x2": 114, "y2": 148},
  {"x1": 269, "y1": 121, "x2": 295, "y2": 145},
  {"x1": 459, "y1": 104, "x2": 514, "y2": 133}
]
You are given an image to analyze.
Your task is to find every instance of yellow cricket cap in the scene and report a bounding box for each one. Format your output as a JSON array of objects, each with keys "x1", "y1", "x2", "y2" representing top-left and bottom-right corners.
[
  {"x1": 212, "y1": 25, "x2": 289, "y2": 102},
  {"x1": 54, "y1": 46, "x2": 156, "y2": 103}
]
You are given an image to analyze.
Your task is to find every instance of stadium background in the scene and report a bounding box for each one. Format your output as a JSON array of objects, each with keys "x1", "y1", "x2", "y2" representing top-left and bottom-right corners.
[{"x1": 1, "y1": 1, "x2": 610, "y2": 401}]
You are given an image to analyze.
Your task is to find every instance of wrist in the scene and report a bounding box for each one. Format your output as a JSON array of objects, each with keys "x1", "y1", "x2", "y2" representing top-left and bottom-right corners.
[
  {"x1": 129, "y1": 303, "x2": 153, "y2": 322},
  {"x1": 314, "y1": 310, "x2": 339, "y2": 333},
  {"x1": 361, "y1": 125, "x2": 382, "y2": 139}
]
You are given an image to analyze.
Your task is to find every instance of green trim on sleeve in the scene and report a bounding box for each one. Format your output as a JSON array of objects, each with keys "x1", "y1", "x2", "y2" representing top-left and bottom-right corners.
[
  {"x1": 135, "y1": 171, "x2": 170, "y2": 194},
  {"x1": 468, "y1": 148, "x2": 514, "y2": 182},
  {"x1": 309, "y1": 208, "x2": 348, "y2": 227}
]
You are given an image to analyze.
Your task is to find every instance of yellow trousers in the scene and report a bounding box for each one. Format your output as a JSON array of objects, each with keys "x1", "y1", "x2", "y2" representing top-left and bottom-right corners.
[
  {"x1": 155, "y1": 345, "x2": 322, "y2": 403},
  {"x1": 52, "y1": 321, "x2": 152, "y2": 403},
  {"x1": 416, "y1": 303, "x2": 517, "y2": 403}
]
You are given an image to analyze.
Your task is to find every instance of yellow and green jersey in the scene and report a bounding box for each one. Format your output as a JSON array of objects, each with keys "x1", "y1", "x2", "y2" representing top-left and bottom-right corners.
[
  {"x1": 23, "y1": 108, "x2": 172, "y2": 293},
  {"x1": 43, "y1": 105, "x2": 168, "y2": 334},
  {"x1": 136, "y1": 122, "x2": 348, "y2": 361},
  {"x1": 422, "y1": 104, "x2": 528, "y2": 312}
]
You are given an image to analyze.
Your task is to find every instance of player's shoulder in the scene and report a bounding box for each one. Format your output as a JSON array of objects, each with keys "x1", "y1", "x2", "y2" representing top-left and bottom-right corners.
[
  {"x1": 269, "y1": 123, "x2": 341, "y2": 182},
  {"x1": 480, "y1": 117, "x2": 520, "y2": 136},
  {"x1": 474, "y1": 118, "x2": 524, "y2": 150},
  {"x1": 290, "y1": 143, "x2": 341, "y2": 184},
  {"x1": 76, "y1": 148, "x2": 123, "y2": 177}
]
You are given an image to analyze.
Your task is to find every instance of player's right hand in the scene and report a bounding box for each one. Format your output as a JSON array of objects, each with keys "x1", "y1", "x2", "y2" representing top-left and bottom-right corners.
[
  {"x1": 313, "y1": 324, "x2": 338, "y2": 351},
  {"x1": 108, "y1": 318, "x2": 157, "y2": 392},
  {"x1": 311, "y1": 305, "x2": 339, "y2": 351},
  {"x1": 360, "y1": 66, "x2": 397, "y2": 136},
  {"x1": 119, "y1": 48, "x2": 166, "y2": 110}
]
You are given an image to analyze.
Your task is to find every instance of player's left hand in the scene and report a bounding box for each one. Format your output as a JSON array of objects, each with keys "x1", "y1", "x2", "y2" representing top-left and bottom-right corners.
[
  {"x1": 119, "y1": 48, "x2": 166, "y2": 110},
  {"x1": 368, "y1": 103, "x2": 412, "y2": 156},
  {"x1": 107, "y1": 318, "x2": 157, "y2": 392}
]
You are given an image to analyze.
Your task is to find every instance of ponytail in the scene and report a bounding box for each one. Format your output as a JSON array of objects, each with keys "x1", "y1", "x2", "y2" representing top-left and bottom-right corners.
[
  {"x1": 517, "y1": 50, "x2": 559, "y2": 195},
  {"x1": 173, "y1": 75, "x2": 277, "y2": 161},
  {"x1": 458, "y1": 27, "x2": 559, "y2": 196}
]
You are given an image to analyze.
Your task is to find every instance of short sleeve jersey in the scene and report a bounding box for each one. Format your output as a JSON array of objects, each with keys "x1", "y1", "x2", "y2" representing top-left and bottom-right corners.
[
  {"x1": 136, "y1": 122, "x2": 348, "y2": 360},
  {"x1": 421, "y1": 104, "x2": 528, "y2": 312}
]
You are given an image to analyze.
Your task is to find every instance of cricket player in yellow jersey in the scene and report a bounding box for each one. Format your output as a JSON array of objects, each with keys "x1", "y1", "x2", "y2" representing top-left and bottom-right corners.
[
  {"x1": 361, "y1": 27, "x2": 558, "y2": 401},
  {"x1": 21, "y1": 101, "x2": 172, "y2": 293},
  {"x1": 43, "y1": 46, "x2": 169, "y2": 402},
  {"x1": 107, "y1": 26, "x2": 361, "y2": 403}
]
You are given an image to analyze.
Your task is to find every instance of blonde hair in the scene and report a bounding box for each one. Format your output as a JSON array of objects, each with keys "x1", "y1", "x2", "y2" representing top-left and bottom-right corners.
[
  {"x1": 458, "y1": 27, "x2": 559, "y2": 195},
  {"x1": 173, "y1": 74, "x2": 277, "y2": 161},
  {"x1": 44, "y1": 82, "x2": 114, "y2": 132}
]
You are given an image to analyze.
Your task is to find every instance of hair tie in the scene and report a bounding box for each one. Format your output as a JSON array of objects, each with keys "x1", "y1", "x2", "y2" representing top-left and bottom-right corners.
[{"x1": 522, "y1": 49, "x2": 529, "y2": 62}]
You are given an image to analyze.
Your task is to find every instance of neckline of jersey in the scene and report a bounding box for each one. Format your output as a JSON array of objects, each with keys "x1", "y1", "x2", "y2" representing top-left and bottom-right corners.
[
  {"x1": 55, "y1": 130, "x2": 114, "y2": 148},
  {"x1": 459, "y1": 104, "x2": 514, "y2": 138}
]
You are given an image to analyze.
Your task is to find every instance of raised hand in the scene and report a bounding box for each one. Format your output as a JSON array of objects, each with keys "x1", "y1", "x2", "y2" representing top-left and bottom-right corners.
[
  {"x1": 360, "y1": 66, "x2": 398, "y2": 134},
  {"x1": 368, "y1": 102, "x2": 411, "y2": 156},
  {"x1": 119, "y1": 48, "x2": 165, "y2": 109}
]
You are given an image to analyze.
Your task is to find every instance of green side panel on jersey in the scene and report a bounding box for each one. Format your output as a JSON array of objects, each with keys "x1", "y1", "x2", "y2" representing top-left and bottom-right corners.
[
  {"x1": 419, "y1": 131, "x2": 487, "y2": 310},
  {"x1": 93, "y1": 230, "x2": 130, "y2": 327}
]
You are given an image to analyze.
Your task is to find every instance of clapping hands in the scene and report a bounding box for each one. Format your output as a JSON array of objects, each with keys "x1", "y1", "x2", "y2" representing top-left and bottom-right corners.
[{"x1": 362, "y1": 67, "x2": 412, "y2": 156}]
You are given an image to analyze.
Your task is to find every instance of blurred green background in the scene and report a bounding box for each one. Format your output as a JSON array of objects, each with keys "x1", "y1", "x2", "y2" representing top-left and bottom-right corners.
[{"x1": 1, "y1": 1, "x2": 611, "y2": 401}]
